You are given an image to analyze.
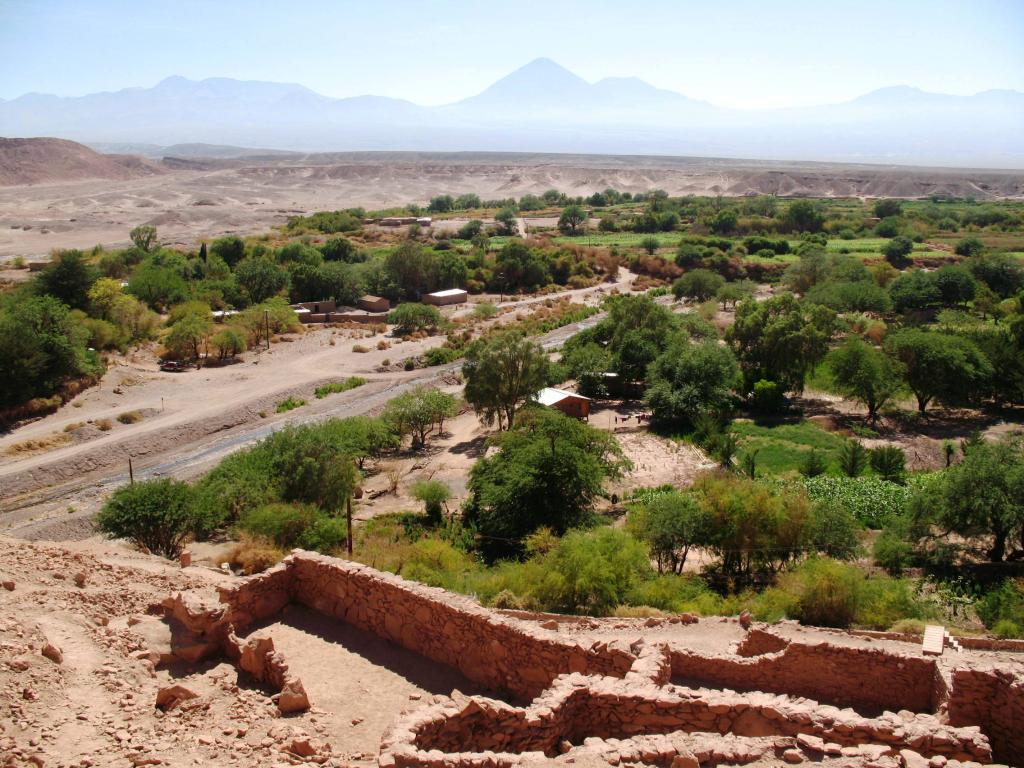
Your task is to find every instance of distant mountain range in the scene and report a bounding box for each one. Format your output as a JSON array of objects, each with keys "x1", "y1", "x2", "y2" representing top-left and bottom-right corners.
[{"x1": 2, "y1": 58, "x2": 1022, "y2": 168}]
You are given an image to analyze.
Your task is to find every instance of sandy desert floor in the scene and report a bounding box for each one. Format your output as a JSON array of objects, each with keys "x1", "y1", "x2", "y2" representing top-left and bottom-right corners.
[{"x1": 2, "y1": 152, "x2": 1023, "y2": 260}]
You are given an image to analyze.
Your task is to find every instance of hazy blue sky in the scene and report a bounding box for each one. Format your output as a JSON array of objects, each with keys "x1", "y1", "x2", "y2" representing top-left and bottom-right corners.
[{"x1": 2, "y1": 0, "x2": 1022, "y2": 107}]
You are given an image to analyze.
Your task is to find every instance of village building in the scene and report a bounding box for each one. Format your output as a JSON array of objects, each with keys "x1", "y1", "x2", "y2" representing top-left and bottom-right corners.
[
  {"x1": 534, "y1": 387, "x2": 591, "y2": 419},
  {"x1": 423, "y1": 288, "x2": 468, "y2": 306}
]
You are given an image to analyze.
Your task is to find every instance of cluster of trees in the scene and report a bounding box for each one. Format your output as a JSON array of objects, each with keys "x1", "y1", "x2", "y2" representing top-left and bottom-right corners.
[
  {"x1": 630, "y1": 474, "x2": 858, "y2": 585},
  {"x1": 96, "y1": 384, "x2": 460, "y2": 556}
]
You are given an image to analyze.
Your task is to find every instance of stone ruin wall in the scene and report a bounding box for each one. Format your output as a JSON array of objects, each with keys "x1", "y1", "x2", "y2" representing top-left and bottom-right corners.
[
  {"x1": 947, "y1": 667, "x2": 1024, "y2": 762},
  {"x1": 162, "y1": 551, "x2": 1024, "y2": 766},
  {"x1": 670, "y1": 637, "x2": 939, "y2": 714}
]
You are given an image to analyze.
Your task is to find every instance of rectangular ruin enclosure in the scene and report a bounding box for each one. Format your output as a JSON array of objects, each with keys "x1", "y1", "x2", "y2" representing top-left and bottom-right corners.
[{"x1": 187, "y1": 552, "x2": 1024, "y2": 765}]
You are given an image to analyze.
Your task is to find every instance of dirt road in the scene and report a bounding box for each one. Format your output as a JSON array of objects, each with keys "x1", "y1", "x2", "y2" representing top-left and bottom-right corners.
[{"x1": 0, "y1": 302, "x2": 607, "y2": 540}]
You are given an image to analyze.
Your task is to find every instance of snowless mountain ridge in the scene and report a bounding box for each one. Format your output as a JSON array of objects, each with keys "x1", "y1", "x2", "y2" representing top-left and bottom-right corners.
[{"x1": 2, "y1": 58, "x2": 1022, "y2": 168}]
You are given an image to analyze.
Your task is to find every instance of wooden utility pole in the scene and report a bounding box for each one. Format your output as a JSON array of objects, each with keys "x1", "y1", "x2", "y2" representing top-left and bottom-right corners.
[
  {"x1": 264, "y1": 309, "x2": 270, "y2": 350},
  {"x1": 346, "y1": 496, "x2": 353, "y2": 557},
  {"x1": 128, "y1": 456, "x2": 134, "y2": 486}
]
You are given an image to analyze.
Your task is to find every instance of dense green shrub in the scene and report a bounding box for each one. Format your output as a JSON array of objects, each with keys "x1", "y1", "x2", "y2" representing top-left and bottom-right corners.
[
  {"x1": 96, "y1": 479, "x2": 197, "y2": 558},
  {"x1": 314, "y1": 377, "x2": 366, "y2": 398},
  {"x1": 389, "y1": 303, "x2": 443, "y2": 335}
]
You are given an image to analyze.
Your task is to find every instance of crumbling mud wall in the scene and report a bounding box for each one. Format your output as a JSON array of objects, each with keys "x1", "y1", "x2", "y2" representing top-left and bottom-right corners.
[
  {"x1": 161, "y1": 551, "x2": 1024, "y2": 767},
  {"x1": 287, "y1": 552, "x2": 636, "y2": 701},
  {"x1": 947, "y1": 666, "x2": 1024, "y2": 763},
  {"x1": 382, "y1": 646, "x2": 994, "y2": 768},
  {"x1": 670, "y1": 639, "x2": 939, "y2": 714}
]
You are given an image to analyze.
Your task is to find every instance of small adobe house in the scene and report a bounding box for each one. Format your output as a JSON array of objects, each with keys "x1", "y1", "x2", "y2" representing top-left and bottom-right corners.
[
  {"x1": 423, "y1": 288, "x2": 469, "y2": 306},
  {"x1": 535, "y1": 387, "x2": 591, "y2": 419}
]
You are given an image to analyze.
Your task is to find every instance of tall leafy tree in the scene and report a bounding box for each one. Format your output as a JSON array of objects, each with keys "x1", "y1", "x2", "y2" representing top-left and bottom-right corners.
[
  {"x1": 464, "y1": 408, "x2": 629, "y2": 560},
  {"x1": 726, "y1": 294, "x2": 836, "y2": 394},
  {"x1": 923, "y1": 437, "x2": 1024, "y2": 562},
  {"x1": 37, "y1": 250, "x2": 97, "y2": 310},
  {"x1": 826, "y1": 337, "x2": 903, "y2": 423},
  {"x1": 886, "y1": 329, "x2": 992, "y2": 413},
  {"x1": 463, "y1": 331, "x2": 550, "y2": 430},
  {"x1": 0, "y1": 294, "x2": 95, "y2": 407},
  {"x1": 645, "y1": 338, "x2": 740, "y2": 425}
]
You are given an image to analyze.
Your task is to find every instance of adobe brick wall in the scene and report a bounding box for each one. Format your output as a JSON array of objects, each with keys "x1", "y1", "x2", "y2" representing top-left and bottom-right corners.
[
  {"x1": 161, "y1": 552, "x2": 1024, "y2": 767},
  {"x1": 286, "y1": 552, "x2": 635, "y2": 701},
  {"x1": 384, "y1": 645, "x2": 993, "y2": 767},
  {"x1": 670, "y1": 639, "x2": 938, "y2": 714},
  {"x1": 948, "y1": 666, "x2": 1024, "y2": 763}
]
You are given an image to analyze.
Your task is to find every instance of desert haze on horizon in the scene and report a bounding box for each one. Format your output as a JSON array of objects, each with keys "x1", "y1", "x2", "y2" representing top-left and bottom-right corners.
[{"x1": 1, "y1": 0, "x2": 1023, "y2": 167}]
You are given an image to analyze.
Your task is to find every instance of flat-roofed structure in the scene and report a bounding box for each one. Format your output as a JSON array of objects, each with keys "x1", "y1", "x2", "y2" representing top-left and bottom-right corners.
[{"x1": 423, "y1": 288, "x2": 468, "y2": 306}]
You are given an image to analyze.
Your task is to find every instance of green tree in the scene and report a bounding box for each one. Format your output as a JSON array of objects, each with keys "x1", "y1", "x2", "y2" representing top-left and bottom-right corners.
[
  {"x1": 164, "y1": 310, "x2": 212, "y2": 362},
  {"x1": 886, "y1": 329, "x2": 992, "y2": 412},
  {"x1": 562, "y1": 342, "x2": 613, "y2": 398},
  {"x1": 96, "y1": 479, "x2": 196, "y2": 558},
  {"x1": 321, "y1": 236, "x2": 360, "y2": 263},
  {"x1": 410, "y1": 480, "x2": 451, "y2": 526},
  {"x1": 494, "y1": 208, "x2": 518, "y2": 236},
  {"x1": 323, "y1": 416, "x2": 398, "y2": 469},
  {"x1": 645, "y1": 338, "x2": 740, "y2": 426},
  {"x1": 385, "y1": 241, "x2": 438, "y2": 299},
  {"x1": 463, "y1": 331, "x2": 550, "y2": 430},
  {"x1": 966, "y1": 252, "x2": 1024, "y2": 298},
  {"x1": 800, "y1": 450, "x2": 828, "y2": 477},
  {"x1": 210, "y1": 327, "x2": 245, "y2": 360},
  {"x1": 37, "y1": 250, "x2": 96, "y2": 310},
  {"x1": 634, "y1": 491, "x2": 713, "y2": 574},
  {"x1": 925, "y1": 437, "x2": 1024, "y2": 562},
  {"x1": 464, "y1": 409, "x2": 629, "y2": 560},
  {"x1": 954, "y1": 236, "x2": 985, "y2": 258},
  {"x1": 873, "y1": 199, "x2": 903, "y2": 218},
  {"x1": 889, "y1": 269, "x2": 940, "y2": 312},
  {"x1": 0, "y1": 294, "x2": 97, "y2": 407},
  {"x1": 382, "y1": 386, "x2": 457, "y2": 448},
  {"x1": 388, "y1": 303, "x2": 443, "y2": 335},
  {"x1": 672, "y1": 269, "x2": 725, "y2": 302},
  {"x1": 558, "y1": 204, "x2": 587, "y2": 235},
  {"x1": 709, "y1": 208, "x2": 738, "y2": 235},
  {"x1": 827, "y1": 337, "x2": 903, "y2": 423},
  {"x1": 870, "y1": 446, "x2": 906, "y2": 484},
  {"x1": 716, "y1": 280, "x2": 755, "y2": 310},
  {"x1": 726, "y1": 294, "x2": 836, "y2": 394},
  {"x1": 781, "y1": 200, "x2": 824, "y2": 233},
  {"x1": 640, "y1": 236, "x2": 659, "y2": 255},
  {"x1": 882, "y1": 236, "x2": 914, "y2": 267},
  {"x1": 530, "y1": 528, "x2": 649, "y2": 615},
  {"x1": 934, "y1": 264, "x2": 977, "y2": 306},
  {"x1": 837, "y1": 440, "x2": 869, "y2": 477},
  {"x1": 129, "y1": 225, "x2": 158, "y2": 252},
  {"x1": 210, "y1": 236, "x2": 246, "y2": 267},
  {"x1": 234, "y1": 257, "x2": 289, "y2": 304}
]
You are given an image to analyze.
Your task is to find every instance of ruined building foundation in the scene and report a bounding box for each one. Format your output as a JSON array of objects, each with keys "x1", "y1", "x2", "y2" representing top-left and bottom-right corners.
[{"x1": 160, "y1": 551, "x2": 1024, "y2": 767}]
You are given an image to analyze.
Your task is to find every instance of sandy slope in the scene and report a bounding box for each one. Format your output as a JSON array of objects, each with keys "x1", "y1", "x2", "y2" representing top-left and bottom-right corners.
[{"x1": 2, "y1": 152, "x2": 1022, "y2": 259}]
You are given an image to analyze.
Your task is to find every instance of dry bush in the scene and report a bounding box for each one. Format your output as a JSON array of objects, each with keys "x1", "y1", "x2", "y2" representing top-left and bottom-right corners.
[
  {"x1": 612, "y1": 605, "x2": 667, "y2": 618},
  {"x1": 117, "y1": 411, "x2": 142, "y2": 424},
  {"x1": 226, "y1": 535, "x2": 286, "y2": 574},
  {"x1": 5, "y1": 432, "x2": 71, "y2": 456},
  {"x1": 352, "y1": 344, "x2": 370, "y2": 353},
  {"x1": 381, "y1": 462, "x2": 408, "y2": 494},
  {"x1": 377, "y1": 339, "x2": 390, "y2": 350},
  {"x1": 63, "y1": 421, "x2": 85, "y2": 433},
  {"x1": 96, "y1": 418, "x2": 113, "y2": 431},
  {"x1": 888, "y1": 619, "x2": 926, "y2": 635}
]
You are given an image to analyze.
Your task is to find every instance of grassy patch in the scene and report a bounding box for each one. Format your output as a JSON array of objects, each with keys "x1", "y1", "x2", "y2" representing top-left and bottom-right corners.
[
  {"x1": 731, "y1": 419, "x2": 848, "y2": 476},
  {"x1": 275, "y1": 396, "x2": 306, "y2": 413},
  {"x1": 314, "y1": 377, "x2": 367, "y2": 399},
  {"x1": 116, "y1": 410, "x2": 142, "y2": 424}
]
